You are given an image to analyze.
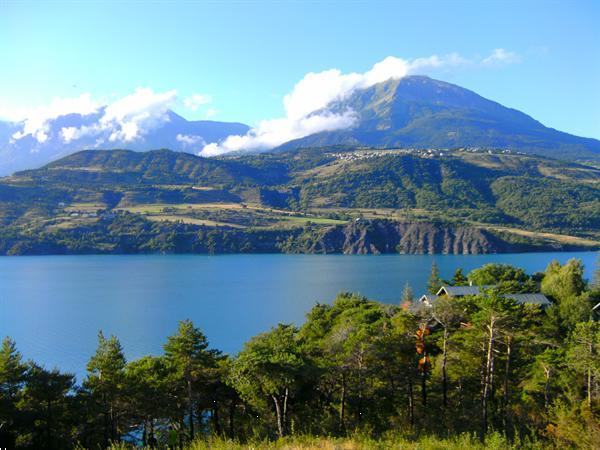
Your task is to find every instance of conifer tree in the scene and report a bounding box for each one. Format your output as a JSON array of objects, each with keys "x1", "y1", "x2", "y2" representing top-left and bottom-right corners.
[
  {"x1": 164, "y1": 319, "x2": 217, "y2": 441},
  {"x1": 85, "y1": 331, "x2": 126, "y2": 447},
  {"x1": 0, "y1": 337, "x2": 27, "y2": 447},
  {"x1": 427, "y1": 261, "x2": 442, "y2": 294},
  {"x1": 402, "y1": 282, "x2": 414, "y2": 305}
]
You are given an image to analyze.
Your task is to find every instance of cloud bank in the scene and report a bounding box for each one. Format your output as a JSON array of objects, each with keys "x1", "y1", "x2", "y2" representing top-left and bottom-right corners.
[
  {"x1": 2, "y1": 49, "x2": 518, "y2": 154},
  {"x1": 8, "y1": 94, "x2": 100, "y2": 144},
  {"x1": 200, "y1": 50, "x2": 516, "y2": 156},
  {"x1": 6, "y1": 88, "x2": 180, "y2": 146},
  {"x1": 59, "y1": 88, "x2": 177, "y2": 144}
]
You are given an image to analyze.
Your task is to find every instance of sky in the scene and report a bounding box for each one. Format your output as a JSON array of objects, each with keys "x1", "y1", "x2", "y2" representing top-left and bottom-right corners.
[{"x1": 1, "y1": 0, "x2": 599, "y2": 140}]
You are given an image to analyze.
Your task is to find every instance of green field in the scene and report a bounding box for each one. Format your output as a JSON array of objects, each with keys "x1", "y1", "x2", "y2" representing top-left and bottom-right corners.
[{"x1": 0, "y1": 147, "x2": 598, "y2": 254}]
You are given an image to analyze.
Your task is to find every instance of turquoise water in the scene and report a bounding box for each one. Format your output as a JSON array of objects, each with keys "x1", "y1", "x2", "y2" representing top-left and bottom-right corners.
[{"x1": 0, "y1": 252, "x2": 597, "y2": 379}]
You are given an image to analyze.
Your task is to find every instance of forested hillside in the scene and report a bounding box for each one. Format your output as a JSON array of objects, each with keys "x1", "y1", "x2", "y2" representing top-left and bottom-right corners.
[
  {"x1": 1, "y1": 260, "x2": 599, "y2": 449},
  {"x1": 0, "y1": 147, "x2": 598, "y2": 255}
]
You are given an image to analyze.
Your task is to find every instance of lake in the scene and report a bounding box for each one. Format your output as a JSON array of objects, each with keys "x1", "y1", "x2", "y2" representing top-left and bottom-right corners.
[{"x1": 0, "y1": 252, "x2": 597, "y2": 380}]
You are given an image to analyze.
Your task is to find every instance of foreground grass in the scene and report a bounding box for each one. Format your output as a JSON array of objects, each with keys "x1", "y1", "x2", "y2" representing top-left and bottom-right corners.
[{"x1": 110, "y1": 433, "x2": 538, "y2": 450}]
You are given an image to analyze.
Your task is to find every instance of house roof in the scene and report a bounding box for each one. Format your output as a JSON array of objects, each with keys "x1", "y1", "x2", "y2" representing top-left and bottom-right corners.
[
  {"x1": 433, "y1": 285, "x2": 551, "y2": 306},
  {"x1": 436, "y1": 285, "x2": 492, "y2": 297},
  {"x1": 418, "y1": 294, "x2": 439, "y2": 304},
  {"x1": 504, "y1": 293, "x2": 551, "y2": 306}
]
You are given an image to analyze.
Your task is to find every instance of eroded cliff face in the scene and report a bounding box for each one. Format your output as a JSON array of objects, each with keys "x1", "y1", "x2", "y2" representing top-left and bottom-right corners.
[
  {"x1": 298, "y1": 220, "x2": 559, "y2": 255},
  {"x1": 2, "y1": 217, "x2": 588, "y2": 256}
]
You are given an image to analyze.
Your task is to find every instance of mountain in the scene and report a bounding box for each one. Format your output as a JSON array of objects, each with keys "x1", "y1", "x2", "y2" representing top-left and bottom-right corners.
[
  {"x1": 0, "y1": 147, "x2": 597, "y2": 255},
  {"x1": 277, "y1": 76, "x2": 600, "y2": 161},
  {"x1": 2, "y1": 76, "x2": 599, "y2": 174},
  {"x1": 18, "y1": 148, "x2": 284, "y2": 186},
  {"x1": 0, "y1": 110, "x2": 249, "y2": 175}
]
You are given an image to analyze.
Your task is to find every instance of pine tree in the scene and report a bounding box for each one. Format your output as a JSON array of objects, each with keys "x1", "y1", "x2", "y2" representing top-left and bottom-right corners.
[
  {"x1": 427, "y1": 261, "x2": 442, "y2": 294},
  {"x1": 229, "y1": 324, "x2": 307, "y2": 438},
  {"x1": 565, "y1": 321, "x2": 599, "y2": 408},
  {"x1": 401, "y1": 282, "x2": 414, "y2": 305},
  {"x1": 164, "y1": 319, "x2": 218, "y2": 441},
  {"x1": 0, "y1": 337, "x2": 27, "y2": 446},
  {"x1": 451, "y1": 268, "x2": 469, "y2": 286},
  {"x1": 19, "y1": 364, "x2": 76, "y2": 449},
  {"x1": 431, "y1": 297, "x2": 463, "y2": 410},
  {"x1": 85, "y1": 331, "x2": 126, "y2": 447}
]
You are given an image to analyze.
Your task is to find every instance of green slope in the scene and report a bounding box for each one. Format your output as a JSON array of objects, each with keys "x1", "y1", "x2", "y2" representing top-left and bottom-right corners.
[
  {"x1": 0, "y1": 147, "x2": 598, "y2": 254},
  {"x1": 277, "y1": 76, "x2": 600, "y2": 161}
]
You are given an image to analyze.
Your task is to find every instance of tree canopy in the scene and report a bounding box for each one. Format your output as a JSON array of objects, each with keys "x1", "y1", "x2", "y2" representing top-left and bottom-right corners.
[{"x1": 0, "y1": 260, "x2": 598, "y2": 449}]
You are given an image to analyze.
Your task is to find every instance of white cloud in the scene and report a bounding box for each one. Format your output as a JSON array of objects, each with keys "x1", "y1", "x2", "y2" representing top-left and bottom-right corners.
[
  {"x1": 7, "y1": 89, "x2": 178, "y2": 145},
  {"x1": 5, "y1": 88, "x2": 178, "y2": 145},
  {"x1": 99, "y1": 88, "x2": 177, "y2": 142},
  {"x1": 58, "y1": 88, "x2": 177, "y2": 144},
  {"x1": 200, "y1": 53, "x2": 470, "y2": 156},
  {"x1": 200, "y1": 50, "x2": 520, "y2": 156},
  {"x1": 201, "y1": 109, "x2": 357, "y2": 156},
  {"x1": 184, "y1": 93, "x2": 212, "y2": 111},
  {"x1": 5, "y1": 49, "x2": 519, "y2": 153},
  {"x1": 482, "y1": 48, "x2": 520, "y2": 67},
  {"x1": 176, "y1": 133, "x2": 206, "y2": 147},
  {"x1": 60, "y1": 126, "x2": 78, "y2": 143},
  {"x1": 8, "y1": 94, "x2": 99, "y2": 143}
]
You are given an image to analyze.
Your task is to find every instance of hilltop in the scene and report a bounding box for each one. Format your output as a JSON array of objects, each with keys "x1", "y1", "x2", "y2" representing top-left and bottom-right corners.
[
  {"x1": 277, "y1": 76, "x2": 600, "y2": 162},
  {"x1": 0, "y1": 146, "x2": 597, "y2": 255},
  {"x1": 2, "y1": 76, "x2": 600, "y2": 178}
]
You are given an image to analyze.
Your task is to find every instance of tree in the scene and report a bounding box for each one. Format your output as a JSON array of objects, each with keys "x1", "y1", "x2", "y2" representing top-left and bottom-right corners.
[
  {"x1": 468, "y1": 264, "x2": 528, "y2": 286},
  {"x1": 2, "y1": 258, "x2": 600, "y2": 446},
  {"x1": 0, "y1": 337, "x2": 27, "y2": 447},
  {"x1": 565, "y1": 321, "x2": 599, "y2": 408},
  {"x1": 451, "y1": 268, "x2": 469, "y2": 286},
  {"x1": 430, "y1": 297, "x2": 464, "y2": 409},
  {"x1": 401, "y1": 282, "x2": 414, "y2": 306},
  {"x1": 469, "y1": 291, "x2": 520, "y2": 435},
  {"x1": 124, "y1": 356, "x2": 172, "y2": 446},
  {"x1": 17, "y1": 363, "x2": 76, "y2": 449},
  {"x1": 164, "y1": 319, "x2": 218, "y2": 442},
  {"x1": 229, "y1": 324, "x2": 307, "y2": 438},
  {"x1": 427, "y1": 262, "x2": 442, "y2": 294},
  {"x1": 298, "y1": 293, "x2": 391, "y2": 433},
  {"x1": 85, "y1": 331, "x2": 126, "y2": 447},
  {"x1": 378, "y1": 311, "x2": 420, "y2": 428},
  {"x1": 541, "y1": 259, "x2": 586, "y2": 300},
  {"x1": 522, "y1": 348, "x2": 563, "y2": 411},
  {"x1": 542, "y1": 259, "x2": 590, "y2": 329},
  {"x1": 592, "y1": 257, "x2": 600, "y2": 291}
]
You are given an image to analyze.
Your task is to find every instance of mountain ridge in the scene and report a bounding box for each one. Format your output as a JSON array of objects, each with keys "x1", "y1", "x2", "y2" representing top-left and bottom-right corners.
[
  {"x1": 0, "y1": 110, "x2": 249, "y2": 175},
  {"x1": 2, "y1": 76, "x2": 599, "y2": 175},
  {"x1": 276, "y1": 76, "x2": 600, "y2": 161}
]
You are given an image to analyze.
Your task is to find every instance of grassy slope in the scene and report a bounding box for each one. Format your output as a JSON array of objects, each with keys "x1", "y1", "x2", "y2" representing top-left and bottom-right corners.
[
  {"x1": 110, "y1": 433, "x2": 533, "y2": 450},
  {"x1": 0, "y1": 147, "x2": 598, "y2": 251}
]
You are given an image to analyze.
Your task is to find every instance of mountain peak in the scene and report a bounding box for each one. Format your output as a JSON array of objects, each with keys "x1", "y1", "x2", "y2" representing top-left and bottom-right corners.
[
  {"x1": 279, "y1": 76, "x2": 600, "y2": 161},
  {"x1": 0, "y1": 110, "x2": 250, "y2": 175}
]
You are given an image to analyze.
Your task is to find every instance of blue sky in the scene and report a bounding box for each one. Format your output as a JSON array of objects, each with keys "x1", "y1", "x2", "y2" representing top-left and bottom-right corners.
[{"x1": 1, "y1": 0, "x2": 599, "y2": 139}]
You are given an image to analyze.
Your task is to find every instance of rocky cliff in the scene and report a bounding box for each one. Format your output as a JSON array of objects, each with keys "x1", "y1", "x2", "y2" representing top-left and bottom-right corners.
[
  {"x1": 2, "y1": 217, "x2": 593, "y2": 256},
  {"x1": 284, "y1": 220, "x2": 579, "y2": 255}
]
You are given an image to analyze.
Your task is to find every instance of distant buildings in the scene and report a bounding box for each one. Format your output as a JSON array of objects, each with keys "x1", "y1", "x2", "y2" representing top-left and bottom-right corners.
[
  {"x1": 328, "y1": 147, "x2": 524, "y2": 163},
  {"x1": 418, "y1": 284, "x2": 551, "y2": 307}
]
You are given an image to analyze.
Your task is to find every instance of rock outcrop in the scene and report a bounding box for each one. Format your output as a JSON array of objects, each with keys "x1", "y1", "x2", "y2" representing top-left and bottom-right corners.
[{"x1": 293, "y1": 220, "x2": 567, "y2": 254}]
